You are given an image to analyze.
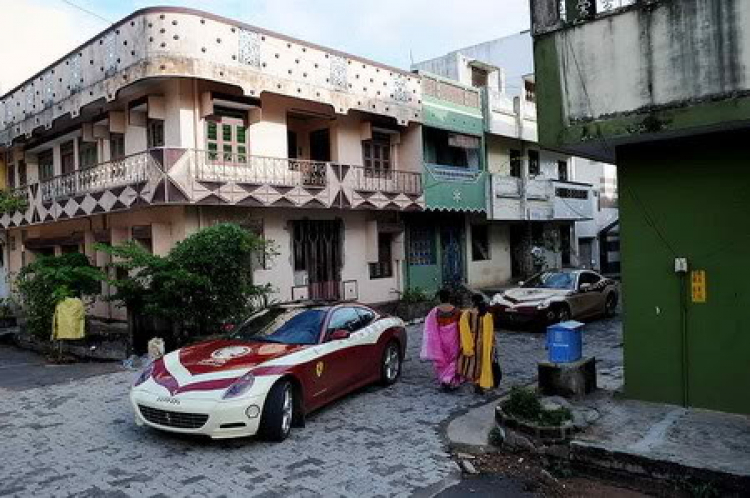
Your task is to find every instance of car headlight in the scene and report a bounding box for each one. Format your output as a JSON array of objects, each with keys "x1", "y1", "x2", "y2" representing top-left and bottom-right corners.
[
  {"x1": 133, "y1": 361, "x2": 155, "y2": 387},
  {"x1": 223, "y1": 372, "x2": 256, "y2": 400},
  {"x1": 537, "y1": 300, "x2": 551, "y2": 310}
]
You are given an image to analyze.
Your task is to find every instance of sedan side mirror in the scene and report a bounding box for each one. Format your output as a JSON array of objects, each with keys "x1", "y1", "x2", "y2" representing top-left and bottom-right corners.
[
  {"x1": 579, "y1": 283, "x2": 592, "y2": 292},
  {"x1": 329, "y1": 329, "x2": 351, "y2": 341},
  {"x1": 518, "y1": 281, "x2": 525, "y2": 287}
]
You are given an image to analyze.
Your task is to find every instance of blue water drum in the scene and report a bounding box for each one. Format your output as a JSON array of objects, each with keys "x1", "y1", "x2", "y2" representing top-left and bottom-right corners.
[{"x1": 546, "y1": 320, "x2": 584, "y2": 363}]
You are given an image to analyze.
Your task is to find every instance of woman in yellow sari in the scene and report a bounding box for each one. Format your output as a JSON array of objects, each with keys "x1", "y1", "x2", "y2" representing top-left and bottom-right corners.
[{"x1": 458, "y1": 294, "x2": 496, "y2": 393}]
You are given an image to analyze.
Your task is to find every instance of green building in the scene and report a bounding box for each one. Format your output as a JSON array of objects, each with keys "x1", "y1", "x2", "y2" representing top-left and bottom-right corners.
[
  {"x1": 530, "y1": 0, "x2": 750, "y2": 414},
  {"x1": 403, "y1": 73, "x2": 490, "y2": 295}
]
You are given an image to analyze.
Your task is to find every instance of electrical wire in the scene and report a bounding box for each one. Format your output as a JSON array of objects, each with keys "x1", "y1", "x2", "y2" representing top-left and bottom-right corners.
[{"x1": 58, "y1": 0, "x2": 112, "y2": 25}]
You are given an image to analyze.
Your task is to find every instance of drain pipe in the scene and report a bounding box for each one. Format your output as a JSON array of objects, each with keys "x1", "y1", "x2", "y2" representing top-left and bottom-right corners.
[{"x1": 679, "y1": 271, "x2": 689, "y2": 407}]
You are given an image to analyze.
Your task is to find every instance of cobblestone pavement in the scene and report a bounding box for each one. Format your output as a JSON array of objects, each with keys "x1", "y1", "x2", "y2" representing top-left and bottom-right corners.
[{"x1": 0, "y1": 317, "x2": 622, "y2": 498}]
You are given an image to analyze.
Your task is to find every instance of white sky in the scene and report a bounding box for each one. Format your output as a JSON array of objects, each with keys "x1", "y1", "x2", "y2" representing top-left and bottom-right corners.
[{"x1": 0, "y1": 0, "x2": 531, "y2": 94}]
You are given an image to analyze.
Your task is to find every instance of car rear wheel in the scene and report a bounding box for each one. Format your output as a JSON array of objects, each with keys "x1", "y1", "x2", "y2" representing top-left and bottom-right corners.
[
  {"x1": 258, "y1": 380, "x2": 294, "y2": 442},
  {"x1": 380, "y1": 341, "x2": 402, "y2": 386},
  {"x1": 605, "y1": 294, "x2": 618, "y2": 317}
]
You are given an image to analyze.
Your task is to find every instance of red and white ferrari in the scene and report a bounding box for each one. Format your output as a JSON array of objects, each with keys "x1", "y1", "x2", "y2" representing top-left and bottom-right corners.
[{"x1": 130, "y1": 303, "x2": 406, "y2": 441}]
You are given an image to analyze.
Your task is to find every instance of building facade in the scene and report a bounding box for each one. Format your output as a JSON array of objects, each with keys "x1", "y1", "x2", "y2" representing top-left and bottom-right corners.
[
  {"x1": 412, "y1": 35, "x2": 617, "y2": 280},
  {"x1": 0, "y1": 7, "x2": 426, "y2": 319},
  {"x1": 401, "y1": 73, "x2": 508, "y2": 296},
  {"x1": 531, "y1": 0, "x2": 750, "y2": 414}
]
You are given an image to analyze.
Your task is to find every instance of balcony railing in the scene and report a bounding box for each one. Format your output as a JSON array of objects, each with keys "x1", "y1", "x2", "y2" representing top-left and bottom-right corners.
[
  {"x1": 349, "y1": 166, "x2": 422, "y2": 195},
  {"x1": 2, "y1": 148, "x2": 424, "y2": 227},
  {"x1": 534, "y1": 0, "x2": 639, "y2": 33},
  {"x1": 40, "y1": 151, "x2": 157, "y2": 202},
  {"x1": 190, "y1": 149, "x2": 422, "y2": 195},
  {"x1": 425, "y1": 164, "x2": 484, "y2": 183},
  {"x1": 192, "y1": 150, "x2": 328, "y2": 188},
  {"x1": 560, "y1": 0, "x2": 637, "y2": 22},
  {"x1": 493, "y1": 175, "x2": 522, "y2": 197}
]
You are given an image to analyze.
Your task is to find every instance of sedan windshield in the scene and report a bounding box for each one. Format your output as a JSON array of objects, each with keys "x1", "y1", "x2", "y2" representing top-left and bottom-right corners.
[
  {"x1": 231, "y1": 308, "x2": 326, "y2": 345},
  {"x1": 523, "y1": 272, "x2": 575, "y2": 290}
]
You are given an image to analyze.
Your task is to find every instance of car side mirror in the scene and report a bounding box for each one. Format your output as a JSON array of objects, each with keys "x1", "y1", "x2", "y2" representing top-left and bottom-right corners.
[
  {"x1": 579, "y1": 283, "x2": 592, "y2": 292},
  {"x1": 518, "y1": 281, "x2": 525, "y2": 287},
  {"x1": 329, "y1": 329, "x2": 351, "y2": 341}
]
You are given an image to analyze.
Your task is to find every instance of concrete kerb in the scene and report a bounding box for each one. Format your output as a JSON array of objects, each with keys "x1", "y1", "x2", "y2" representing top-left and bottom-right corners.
[{"x1": 442, "y1": 384, "x2": 750, "y2": 496}]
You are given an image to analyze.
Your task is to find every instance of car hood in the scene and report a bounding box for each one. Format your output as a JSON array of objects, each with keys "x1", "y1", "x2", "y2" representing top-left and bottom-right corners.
[
  {"x1": 176, "y1": 339, "x2": 305, "y2": 375},
  {"x1": 145, "y1": 339, "x2": 305, "y2": 397},
  {"x1": 495, "y1": 287, "x2": 571, "y2": 304}
]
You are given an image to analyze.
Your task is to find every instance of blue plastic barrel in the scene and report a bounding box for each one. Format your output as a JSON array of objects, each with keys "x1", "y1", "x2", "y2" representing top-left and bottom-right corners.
[{"x1": 546, "y1": 320, "x2": 584, "y2": 363}]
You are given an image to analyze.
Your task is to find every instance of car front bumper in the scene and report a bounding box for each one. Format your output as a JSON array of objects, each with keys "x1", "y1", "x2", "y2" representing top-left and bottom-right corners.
[
  {"x1": 130, "y1": 388, "x2": 267, "y2": 439},
  {"x1": 492, "y1": 303, "x2": 553, "y2": 326}
]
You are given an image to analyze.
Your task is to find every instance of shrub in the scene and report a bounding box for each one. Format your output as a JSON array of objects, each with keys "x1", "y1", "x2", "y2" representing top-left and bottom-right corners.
[
  {"x1": 501, "y1": 387, "x2": 572, "y2": 427},
  {"x1": 0, "y1": 190, "x2": 29, "y2": 214},
  {"x1": 99, "y1": 223, "x2": 273, "y2": 342},
  {"x1": 399, "y1": 287, "x2": 430, "y2": 304},
  {"x1": 16, "y1": 253, "x2": 105, "y2": 339}
]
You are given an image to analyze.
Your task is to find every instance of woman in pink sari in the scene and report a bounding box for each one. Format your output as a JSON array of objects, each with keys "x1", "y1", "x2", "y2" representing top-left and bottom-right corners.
[{"x1": 421, "y1": 289, "x2": 462, "y2": 390}]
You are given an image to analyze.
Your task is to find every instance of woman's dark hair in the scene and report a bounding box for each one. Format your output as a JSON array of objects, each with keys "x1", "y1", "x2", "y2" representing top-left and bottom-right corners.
[
  {"x1": 438, "y1": 288, "x2": 452, "y2": 304},
  {"x1": 472, "y1": 293, "x2": 488, "y2": 316}
]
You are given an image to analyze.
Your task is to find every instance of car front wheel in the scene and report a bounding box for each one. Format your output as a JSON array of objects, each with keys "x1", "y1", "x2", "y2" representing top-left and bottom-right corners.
[
  {"x1": 380, "y1": 341, "x2": 402, "y2": 386},
  {"x1": 259, "y1": 380, "x2": 294, "y2": 442}
]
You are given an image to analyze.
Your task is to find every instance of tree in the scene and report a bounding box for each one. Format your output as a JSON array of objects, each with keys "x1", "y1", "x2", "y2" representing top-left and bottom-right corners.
[
  {"x1": 100, "y1": 223, "x2": 273, "y2": 343},
  {"x1": 16, "y1": 253, "x2": 105, "y2": 339}
]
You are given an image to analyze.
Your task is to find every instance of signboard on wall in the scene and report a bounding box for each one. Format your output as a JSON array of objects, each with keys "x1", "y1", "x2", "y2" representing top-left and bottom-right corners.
[{"x1": 691, "y1": 270, "x2": 707, "y2": 303}]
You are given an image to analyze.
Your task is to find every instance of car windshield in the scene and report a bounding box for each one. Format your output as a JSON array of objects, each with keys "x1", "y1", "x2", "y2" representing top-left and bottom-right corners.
[
  {"x1": 523, "y1": 272, "x2": 575, "y2": 290},
  {"x1": 230, "y1": 308, "x2": 326, "y2": 345}
]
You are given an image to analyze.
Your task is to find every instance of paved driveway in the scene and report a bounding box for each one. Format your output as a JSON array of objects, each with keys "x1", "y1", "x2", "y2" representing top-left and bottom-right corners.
[{"x1": 0, "y1": 318, "x2": 622, "y2": 497}]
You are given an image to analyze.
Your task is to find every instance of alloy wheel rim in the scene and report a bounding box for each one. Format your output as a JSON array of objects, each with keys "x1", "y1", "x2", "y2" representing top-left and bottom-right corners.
[
  {"x1": 281, "y1": 386, "x2": 293, "y2": 434},
  {"x1": 385, "y1": 346, "x2": 399, "y2": 380}
]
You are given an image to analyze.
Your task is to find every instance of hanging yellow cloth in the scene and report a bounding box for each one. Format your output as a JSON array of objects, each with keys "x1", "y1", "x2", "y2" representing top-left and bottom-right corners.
[
  {"x1": 52, "y1": 297, "x2": 85, "y2": 340},
  {"x1": 459, "y1": 310, "x2": 495, "y2": 389}
]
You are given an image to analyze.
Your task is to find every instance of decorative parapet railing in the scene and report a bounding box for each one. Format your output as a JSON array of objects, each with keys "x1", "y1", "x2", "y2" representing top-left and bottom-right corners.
[
  {"x1": 421, "y1": 73, "x2": 481, "y2": 109},
  {"x1": 40, "y1": 151, "x2": 157, "y2": 202},
  {"x1": 193, "y1": 151, "x2": 328, "y2": 188},
  {"x1": 533, "y1": 0, "x2": 640, "y2": 34},
  {"x1": 0, "y1": 7, "x2": 422, "y2": 147},
  {"x1": 492, "y1": 175, "x2": 522, "y2": 198},
  {"x1": 0, "y1": 148, "x2": 424, "y2": 228},
  {"x1": 489, "y1": 175, "x2": 593, "y2": 221}
]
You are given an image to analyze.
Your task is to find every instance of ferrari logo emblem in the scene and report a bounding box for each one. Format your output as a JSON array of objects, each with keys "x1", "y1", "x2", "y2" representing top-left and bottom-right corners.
[{"x1": 315, "y1": 361, "x2": 324, "y2": 378}]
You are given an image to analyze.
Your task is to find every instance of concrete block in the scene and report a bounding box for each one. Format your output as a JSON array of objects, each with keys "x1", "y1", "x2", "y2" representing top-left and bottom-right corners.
[{"x1": 538, "y1": 356, "x2": 597, "y2": 398}]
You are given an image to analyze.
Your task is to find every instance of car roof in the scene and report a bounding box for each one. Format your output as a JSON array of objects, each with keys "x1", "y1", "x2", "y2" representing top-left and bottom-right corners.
[{"x1": 270, "y1": 300, "x2": 370, "y2": 311}]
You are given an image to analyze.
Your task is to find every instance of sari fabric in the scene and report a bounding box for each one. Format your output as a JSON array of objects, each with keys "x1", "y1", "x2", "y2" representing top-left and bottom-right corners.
[
  {"x1": 420, "y1": 306, "x2": 461, "y2": 385},
  {"x1": 458, "y1": 310, "x2": 495, "y2": 389}
]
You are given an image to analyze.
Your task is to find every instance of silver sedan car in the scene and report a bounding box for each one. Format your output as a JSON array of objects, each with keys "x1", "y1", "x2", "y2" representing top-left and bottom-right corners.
[{"x1": 490, "y1": 269, "x2": 619, "y2": 327}]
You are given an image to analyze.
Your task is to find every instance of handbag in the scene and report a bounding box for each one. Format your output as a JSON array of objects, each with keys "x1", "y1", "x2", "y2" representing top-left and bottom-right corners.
[{"x1": 492, "y1": 361, "x2": 503, "y2": 388}]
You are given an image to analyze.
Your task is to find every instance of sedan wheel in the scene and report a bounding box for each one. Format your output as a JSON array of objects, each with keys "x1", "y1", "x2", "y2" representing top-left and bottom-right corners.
[
  {"x1": 557, "y1": 306, "x2": 571, "y2": 323},
  {"x1": 259, "y1": 380, "x2": 294, "y2": 442},
  {"x1": 380, "y1": 341, "x2": 402, "y2": 386}
]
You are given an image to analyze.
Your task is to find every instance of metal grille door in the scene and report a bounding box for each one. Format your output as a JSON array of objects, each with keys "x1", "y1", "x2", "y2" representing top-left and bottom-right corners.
[{"x1": 293, "y1": 219, "x2": 342, "y2": 300}]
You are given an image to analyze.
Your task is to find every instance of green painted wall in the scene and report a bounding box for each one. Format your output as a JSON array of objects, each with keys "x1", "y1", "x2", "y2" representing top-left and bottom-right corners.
[{"x1": 619, "y1": 130, "x2": 750, "y2": 415}]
